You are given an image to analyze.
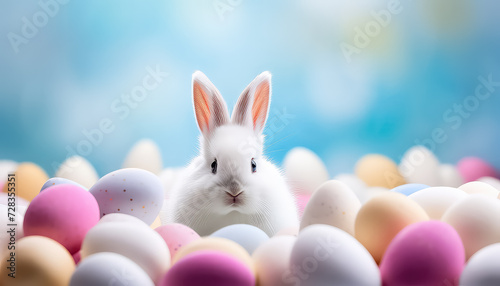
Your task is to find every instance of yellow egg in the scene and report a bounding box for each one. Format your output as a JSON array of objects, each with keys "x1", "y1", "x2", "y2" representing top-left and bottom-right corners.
[
  {"x1": 173, "y1": 237, "x2": 254, "y2": 274},
  {"x1": 0, "y1": 236, "x2": 75, "y2": 286},
  {"x1": 355, "y1": 192, "x2": 429, "y2": 264},
  {"x1": 2, "y1": 162, "x2": 48, "y2": 201},
  {"x1": 150, "y1": 215, "x2": 162, "y2": 229},
  {"x1": 355, "y1": 154, "x2": 406, "y2": 189}
]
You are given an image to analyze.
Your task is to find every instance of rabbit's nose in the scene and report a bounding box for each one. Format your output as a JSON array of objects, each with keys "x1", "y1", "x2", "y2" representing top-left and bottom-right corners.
[{"x1": 226, "y1": 180, "x2": 242, "y2": 196}]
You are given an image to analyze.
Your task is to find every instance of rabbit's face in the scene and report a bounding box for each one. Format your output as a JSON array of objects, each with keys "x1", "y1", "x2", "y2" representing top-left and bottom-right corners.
[{"x1": 199, "y1": 124, "x2": 265, "y2": 215}]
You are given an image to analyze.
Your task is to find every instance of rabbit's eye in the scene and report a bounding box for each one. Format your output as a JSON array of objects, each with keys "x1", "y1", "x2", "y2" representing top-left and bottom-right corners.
[
  {"x1": 211, "y1": 159, "x2": 218, "y2": 174},
  {"x1": 251, "y1": 158, "x2": 257, "y2": 173}
]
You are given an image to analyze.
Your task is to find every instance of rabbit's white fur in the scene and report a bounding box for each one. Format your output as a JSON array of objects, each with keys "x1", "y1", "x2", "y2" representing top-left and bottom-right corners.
[{"x1": 166, "y1": 71, "x2": 298, "y2": 236}]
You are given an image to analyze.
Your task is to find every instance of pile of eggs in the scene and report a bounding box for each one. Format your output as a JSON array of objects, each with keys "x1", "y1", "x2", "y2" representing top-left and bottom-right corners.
[{"x1": 1, "y1": 140, "x2": 500, "y2": 286}]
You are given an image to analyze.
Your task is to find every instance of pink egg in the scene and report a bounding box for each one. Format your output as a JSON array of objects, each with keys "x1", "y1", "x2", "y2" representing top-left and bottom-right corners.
[
  {"x1": 457, "y1": 157, "x2": 498, "y2": 182},
  {"x1": 23, "y1": 184, "x2": 100, "y2": 254},
  {"x1": 161, "y1": 250, "x2": 255, "y2": 286},
  {"x1": 380, "y1": 220, "x2": 465, "y2": 286},
  {"x1": 155, "y1": 223, "x2": 200, "y2": 258},
  {"x1": 296, "y1": 193, "x2": 311, "y2": 218}
]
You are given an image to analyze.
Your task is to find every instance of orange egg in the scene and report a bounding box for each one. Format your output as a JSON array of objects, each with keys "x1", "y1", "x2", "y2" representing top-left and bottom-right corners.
[
  {"x1": 355, "y1": 154, "x2": 405, "y2": 189},
  {"x1": 3, "y1": 162, "x2": 48, "y2": 201}
]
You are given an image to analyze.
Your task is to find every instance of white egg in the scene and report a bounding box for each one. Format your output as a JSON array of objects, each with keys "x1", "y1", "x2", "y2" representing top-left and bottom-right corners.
[
  {"x1": 252, "y1": 235, "x2": 297, "y2": 286},
  {"x1": 399, "y1": 146, "x2": 440, "y2": 186},
  {"x1": 81, "y1": 221, "x2": 170, "y2": 284},
  {"x1": 300, "y1": 180, "x2": 361, "y2": 236},
  {"x1": 122, "y1": 139, "x2": 163, "y2": 175},
  {"x1": 442, "y1": 195, "x2": 500, "y2": 260},
  {"x1": 98, "y1": 213, "x2": 147, "y2": 225},
  {"x1": 438, "y1": 164, "x2": 464, "y2": 187},
  {"x1": 210, "y1": 224, "x2": 270, "y2": 254},
  {"x1": 409, "y1": 187, "x2": 467, "y2": 220},
  {"x1": 478, "y1": 176, "x2": 500, "y2": 193},
  {"x1": 0, "y1": 160, "x2": 18, "y2": 179},
  {"x1": 283, "y1": 147, "x2": 329, "y2": 195},
  {"x1": 70, "y1": 252, "x2": 154, "y2": 286},
  {"x1": 289, "y1": 225, "x2": 380, "y2": 286},
  {"x1": 55, "y1": 155, "x2": 99, "y2": 189},
  {"x1": 459, "y1": 181, "x2": 500, "y2": 198},
  {"x1": 460, "y1": 243, "x2": 500, "y2": 285},
  {"x1": 332, "y1": 173, "x2": 367, "y2": 202}
]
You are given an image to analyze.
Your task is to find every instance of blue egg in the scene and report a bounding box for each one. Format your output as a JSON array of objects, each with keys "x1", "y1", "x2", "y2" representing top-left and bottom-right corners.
[
  {"x1": 210, "y1": 224, "x2": 269, "y2": 254},
  {"x1": 40, "y1": 177, "x2": 87, "y2": 192},
  {"x1": 391, "y1": 184, "x2": 429, "y2": 196}
]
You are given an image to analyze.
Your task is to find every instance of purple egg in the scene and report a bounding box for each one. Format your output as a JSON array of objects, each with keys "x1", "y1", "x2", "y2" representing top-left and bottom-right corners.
[
  {"x1": 457, "y1": 157, "x2": 498, "y2": 182},
  {"x1": 161, "y1": 251, "x2": 255, "y2": 286},
  {"x1": 380, "y1": 220, "x2": 465, "y2": 286}
]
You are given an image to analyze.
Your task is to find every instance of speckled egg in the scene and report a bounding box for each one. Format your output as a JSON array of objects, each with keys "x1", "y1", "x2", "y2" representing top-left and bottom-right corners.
[
  {"x1": 460, "y1": 243, "x2": 500, "y2": 285},
  {"x1": 23, "y1": 184, "x2": 100, "y2": 254},
  {"x1": 355, "y1": 192, "x2": 429, "y2": 263},
  {"x1": 155, "y1": 223, "x2": 201, "y2": 259},
  {"x1": 442, "y1": 194, "x2": 500, "y2": 259},
  {"x1": 380, "y1": 221, "x2": 465, "y2": 286},
  {"x1": 290, "y1": 225, "x2": 380, "y2": 286},
  {"x1": 457, "y1": 157, "x2": 498, "y2": 183},
  {"x1": 80, "y1": 221, "x2": 170, "y2": 284},
  {"x1": 210, "y1": 224, "x2": 270, "y2": 254},
  {"x1": 0, "y1": 236, "x2": 75, "y2": 286},
  {"x1": 40, "y1": 177, "x2": 86, "y2": 192},
  {"x1": 355, "y1": 154, "x2": 406, "y2": 189},
  {"x1": 70, "y1": 252, "x2": 154, "y2": 286},
  {"x1": 162, "y1": 251, "x2": 255, "y2": 286},
  {"x1": 252, "y1": 235, "x2": 296, "y2": 286},
  {"x1": 89, "y1": 168, "x2": 164, "y2": 225},
  {"x1": 300, "y1": 180, "x2": 361, "y2": 236}
]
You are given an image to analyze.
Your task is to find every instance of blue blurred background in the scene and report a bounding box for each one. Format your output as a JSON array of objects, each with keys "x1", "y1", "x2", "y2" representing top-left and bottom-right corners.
[{"x1": 1, "y1": 0, "x2": 499, "y2": 176}]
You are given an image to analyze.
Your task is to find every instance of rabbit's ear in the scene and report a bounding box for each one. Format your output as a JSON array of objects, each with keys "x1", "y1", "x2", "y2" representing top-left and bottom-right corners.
[
  {"x1": 192, "y1": 71, "x2": 230, "y2": 138},
  {"x1": 232, "y1": 71, "x2": 271, "y2": 134}
]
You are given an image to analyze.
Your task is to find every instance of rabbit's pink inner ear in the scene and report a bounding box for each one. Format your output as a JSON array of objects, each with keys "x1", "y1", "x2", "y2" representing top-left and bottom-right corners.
[
  {"x1": 193, "y1": 82, "x2": 211, "y2": 133},
  {"x1": 252, "y1": 81, "x2": 270, "y2": 132}
]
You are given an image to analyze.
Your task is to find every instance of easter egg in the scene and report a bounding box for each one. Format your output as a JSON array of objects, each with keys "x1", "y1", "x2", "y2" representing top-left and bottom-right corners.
[
  {"x1": 283, "y1": 147, "x2": 329, "y2": 195},
  {"x1": 173, "y1": 237, "x2": 254, "y2": 273},
  {"x1": 274, "y1": 225, "x2": 299, "y2": 237},
  {"x1": 81, "y1": 221, "x2": 170, "y2": 283},
  {"x1": 438, "y1": 164, "x2": 464, "y2": 187},
  {"x1": 2, "y1": 162, "x2": 48, "y2": 201},
  {"x1": 460, "y1": 243, "x2": 500, "y2": 285},
  {"x1": 380, "y1": 221, "x2": 465, "y2": 286},
  {"x1": 355, "y1": 154, "x2": 405, "y2": 189},
  {"x1": 459, "y1": 181, "x2": 500, "y2": 198},
  {"x1": 98, "y1": 213, "x2": 146, "y2": 225},
  {"x1": 457, "y1": 157, "x2": 498, "y2": 183},
  {"x1": 252, "y1": 235, "x2": 296, "y2": 286},
  {"x1": 55, "y1": 155, "x2": 99, "y2": 189},
  {"x1": 300, "y1": 180, "x2": 361, "y2": 236},
  {"x1": 162, "y1": 251, "x2": 255, "y2": 286},
  {"x1": 70, "y1": 252, "x2": 154, "y2": 286},
  {"x1": 122, "y1": 139, "x2": 163, "y2": 175},
  {"x1": 478, "y1": 176, "x2": 500, "y2": 193},
  {"x1": 289, "y1": 225, "x2": 380, "y2": 286},
  {"x1": 408, "y1": 187, "x2": 467, "y2": 219},
  {"x1": 89, "y1": 168, "x2": 164, "y2": 225},
  {"x1": 211, "y1": 224, "x2": 270, "y2": 254},
  {"x1": 442, "y1": 194, "x2": 500, "y2": 259},
  {"x1": 296, "y1": 193, "x2": 311, "y2": 217},
  {"x1": 151, "y1": 215, "x2": 162, "y2": 228},
  {"x1": 40, "y1": 177, "x2": 86, "y2": 192},
  {"x1": 355, "y1": 192, "x2": 429, "y2": 263},
  {"x1": 0, "y1": 236, "x2": 75, "y2": 286},
  {"x1": 399, "y1": 146, "x2": 440, "y2": 186},
  {"x1": 391, "y1": 183, "x2": 429, "y2": 196},
  {"x1": 23, "y1": 184, "x2": 100, "y2": 254},
  {"x1": 332, "y1": 173, "x2": 367, "y2": 202},
  {"x1": 155, "y1": 223, "x2": 201, "y2": 259}
]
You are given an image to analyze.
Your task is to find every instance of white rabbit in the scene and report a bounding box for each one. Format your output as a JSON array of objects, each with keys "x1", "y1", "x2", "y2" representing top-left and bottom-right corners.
[{"x1": 166, "y1": 71, "x2": 298, "y2": 237}]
